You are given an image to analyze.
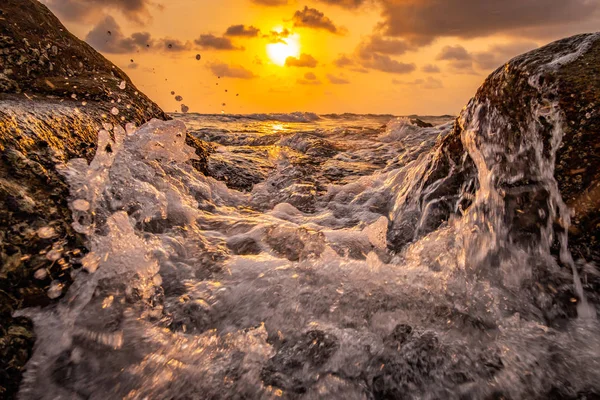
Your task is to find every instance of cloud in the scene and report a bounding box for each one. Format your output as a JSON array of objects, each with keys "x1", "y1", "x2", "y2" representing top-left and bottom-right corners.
[
  {"x1": 127, "y1": 63, "x2": 139, "y2": 69},
  {"x1": 86, "y1": 16, "x2": 145, "y2": 53},
  {"x1": 297, "y1": 78, "x2": 322, "y2": 85},
  {"x1": 85, "y1": 17, "x2": 193, "y2": 54},
  {"x1": 225, "y1": 25, "x2": 261, "y2": 37},
  {"x1": 264, "y1": 29, "x2": 292, "y2": 44},
  {"x1": 473, "y1": 42, "x2": 539, "y2": 69},
  {"x1": 392, "y1": 76, "x2": 444, "y2": 89},
  {"x1": 209, "y1": 62, "x2": 257, "y2": 79},
  {"x1": 315, "y1": 0, "x2": 366, "y2": 9},
  {"x1": 156, "y1": 39, "x2": 193, "y2": 52},
  {"x1": 304, "y1": 72, "x2": 318, "y2": 80},
  {"x1": 422, "y1": 64, "x2": 441, "y2": 73},
  {"x1": 327, "y1": 74, "x2": 350, "y2": 84},
  {"x1": 292, "y1": 7, "x2": 343, "y2": 34},
  {"x1": 250, "y1": 0, "x2": 288, "y2": 5},
  {"x1": 435, "y1": 41, "x2": 540, "y2": 72},
  {"x1": 358, "y1": 35, "x2": 414, "y2": 56},
  {"x1": 360, "y1": 53, "x2": 416, "y2": 74},
  {"x1": 437, "y1": 45, "x2": 471, "y2": 61},
  {"x1": 285, "y1": 53, "x2": 318, "y2": 68},
  {"x1": 195, "y1": 34, "x2": 243, "y2": 50},
  {"x1": 333, "y1": 54, "x2": 354, "y2": 68},
  {"x1": 378, "y1": 0, "x2": 599, "y2": 45},
  {"x1": 349, "y1": 32, "x2": 419, "y2": 74},
  {"x1": 41, "y1": 0, "x2": 153, "y2": 24}
]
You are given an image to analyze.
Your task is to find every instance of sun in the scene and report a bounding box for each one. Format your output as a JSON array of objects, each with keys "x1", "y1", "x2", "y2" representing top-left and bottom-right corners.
[{"x1": 266, "y1": 33, "x2": 300, "y2": 66}]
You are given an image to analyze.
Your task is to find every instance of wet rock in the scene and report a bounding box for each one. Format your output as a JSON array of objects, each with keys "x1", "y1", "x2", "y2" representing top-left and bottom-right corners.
[
  {"x1": 387, "y1": 33, "x2": 600, "y2": 315},
  {"x1": 264, "y1": 225, "x2": 326, "y2": 261},
  {"x1": 409, "y1": 118, "x2": 434, "y2": 128},
  {"x1": 0, "y1": 1, "x2": 209, "y2": 395},
  {"x1": 455, "y1": 33, "x2": 600, "y2": 310},
  {"x1": 227, "y1": 236, "x2": 262, "y2": 255},
  {"x1": 207, "y1": 146, "x2": 275, "y2": 192},
  {"x1": 261, "y1": 330, "x2": 339, "y2": 394}
]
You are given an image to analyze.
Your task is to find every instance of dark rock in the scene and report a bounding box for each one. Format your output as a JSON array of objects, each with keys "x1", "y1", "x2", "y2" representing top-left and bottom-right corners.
[
  {"x1": 409, "y1": 118, "x2": 434, "y2": 128},
  {"x1": 261, "y1": 330, "x2": 339, "y2": 394},
  {"x1": 455, "y1": 33, "x2": 600, "y2": 310},
  {"x1": 264, "y1": 225, "x2": 326, "y2": 261},
  {"x1": 226, "y1": 236, "x2": 262, "y2": 255},
  {"x1": 387, "y1": 33, "x2": 600, "y2": 316},
  {"x1": 0, "y1": 1, "x2": 206, "y2": 396}
]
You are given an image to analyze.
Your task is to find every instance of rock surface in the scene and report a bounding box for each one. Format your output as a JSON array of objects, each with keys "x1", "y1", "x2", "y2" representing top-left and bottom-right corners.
[
  {"x1": 0, "y1": 1, "x2": 207, "y2": 396},
  {"x1": 388, "y1": 33, "x2": 600, "y2": 322}
]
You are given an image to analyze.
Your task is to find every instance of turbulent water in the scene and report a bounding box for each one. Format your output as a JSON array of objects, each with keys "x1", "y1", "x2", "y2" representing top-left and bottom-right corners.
[{"x1": 16, "y1": 110, "x2": 600, "y2": 399}]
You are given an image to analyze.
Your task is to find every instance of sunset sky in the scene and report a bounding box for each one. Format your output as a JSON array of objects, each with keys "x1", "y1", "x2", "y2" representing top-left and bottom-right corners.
[{"x1": 42, "y1": 0, "x2": 600, "y2": 115}]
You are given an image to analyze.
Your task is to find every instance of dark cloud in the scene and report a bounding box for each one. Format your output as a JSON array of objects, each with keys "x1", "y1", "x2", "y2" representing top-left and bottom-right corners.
[
  {"x1": 86, "y1": 17, "x2": 192, "y2": 54},
  {"x1": 435, "y1": 41, "x2": 539, "y2": 72},
  {"x1": 127, "y1": 63, "x2": 139, "y2": 69},
  {"x1": 473, "y1": 42, "x2": 539, "y2": 69},
  {"x1": 334, "y1": 38, "x2": 416, "y2": 74},
  {"x1": 41, "y1": 0, "x2": 153, "y2": 24},
  {"x1": 315, "y1": 0, "x2": 366, "y2": 9},
  {"x1": 209, "y1": 62, "x2": 257, "y2": 79},
  {"x1": 195, "y1": 34, "x2": 243, "y2": 50},
  {"x1": 392, "y1": 77, "x2": 444, "y2": 89},
  {"x1": 292, "y1": 7, "x2": 343, "y2": 34},
  {"x1": 304, "y1": 72, "x2": 318, "y2": 80},
  {"x1": 85, "y1": 16, "x2": 148, "y2": 53},
  {"x1": 264, "y1": 29, "x2": 292, "y2": 44},
  {"x1": 155, "y1": 39, "x2": 193, "y2": 52},
  {"x1": 358, "y1": 35, "x2": 414, "y2": 56},
  {"x1": 225, "y1": 25, "x2": 261, "y2": 37},
  {"x1": 422, "y1": 64, "x2": 441, "y2": 73},
  {"x1": 378, "y1": 0, "x2": 599, "y2": 45},
  {"x1": 436, "y1": 45, "x2": 471, "y2": 61},
  {"x1": 285, "y1": 54, "x2": 318, "y2": 68},
  {"x1": 327, "y1": 74, "x2": 350, "y2": 84},
  {"x1": 333, "y1": 54, "x2": 354, "y2": 68},
  {"x1": 360, "y1": 53, "x2": 416, "y2": 74}
]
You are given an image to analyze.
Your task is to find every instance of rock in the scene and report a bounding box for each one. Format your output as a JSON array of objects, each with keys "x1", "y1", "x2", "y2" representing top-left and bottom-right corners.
[
  {"x1": 0, "y1": 1, "x2": 208, "y2": 396},
  {"x1": 409, "y1": 118, "x2": 434, "y2": 128},
  {"x1": 388, "y1": 33, "x2": 600, "y2": 320},
  {"x1": 261, "y1": 330, "x2": 339, "y2": 395}
]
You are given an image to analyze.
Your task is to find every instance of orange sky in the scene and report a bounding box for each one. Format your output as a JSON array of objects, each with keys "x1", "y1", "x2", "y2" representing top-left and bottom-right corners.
[{"x1": 43, "y1": 0, "x2": 600, "y2": 115}]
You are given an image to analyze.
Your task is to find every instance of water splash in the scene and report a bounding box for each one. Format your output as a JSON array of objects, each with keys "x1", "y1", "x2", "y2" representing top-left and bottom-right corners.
[{"x1": 16, "y1": 108, "x2": 600, "y2": 399}]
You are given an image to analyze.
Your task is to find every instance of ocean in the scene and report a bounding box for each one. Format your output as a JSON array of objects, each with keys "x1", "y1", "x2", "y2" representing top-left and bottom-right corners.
[{"x1": 16, "y1": 112, "x2": 600, "y2": 399}]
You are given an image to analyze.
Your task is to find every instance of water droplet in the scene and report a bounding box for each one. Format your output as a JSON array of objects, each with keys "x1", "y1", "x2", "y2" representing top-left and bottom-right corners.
[
  {"x1": 73, "y1": 199, "x2": 90, "y2": 211},
  {"x1": 46, "y1": 249, "x2": 62, "y2": 261},
  {"x1": 37, "y1": 226, "x2": 56, "y2": 239},
  {"x1": 34, "y1": 268, "x2": 47, "y2": 280},
  {"x1": 119, "y1": 80, "x2": 126, "y2": 90},
  {"x1": 47, "y1": 280, "x2": 64, "y2": 299},
  {"x1": 111, "y1": 107, "x2": 119, "y2": 116}
]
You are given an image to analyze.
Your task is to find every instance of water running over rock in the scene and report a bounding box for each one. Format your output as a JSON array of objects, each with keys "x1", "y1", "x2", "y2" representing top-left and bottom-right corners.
[{"x1": 11, "y1": 34, "x2": 600, "y2": 400}]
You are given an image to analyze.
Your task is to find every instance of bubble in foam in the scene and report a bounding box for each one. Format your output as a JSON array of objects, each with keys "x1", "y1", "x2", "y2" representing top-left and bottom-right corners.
[
  {"x1": 37, "y1": 226, "x2": 56, "y2": 239},
  {"x1": 72, "y1": 199, "x2": 90, "y2": 211},
  {"x1": 34, "y1": 268, "x2": 47, "y2": 280},
  {"x1": 47, "y1": 280, "x2": 64, "y2": 299}
]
